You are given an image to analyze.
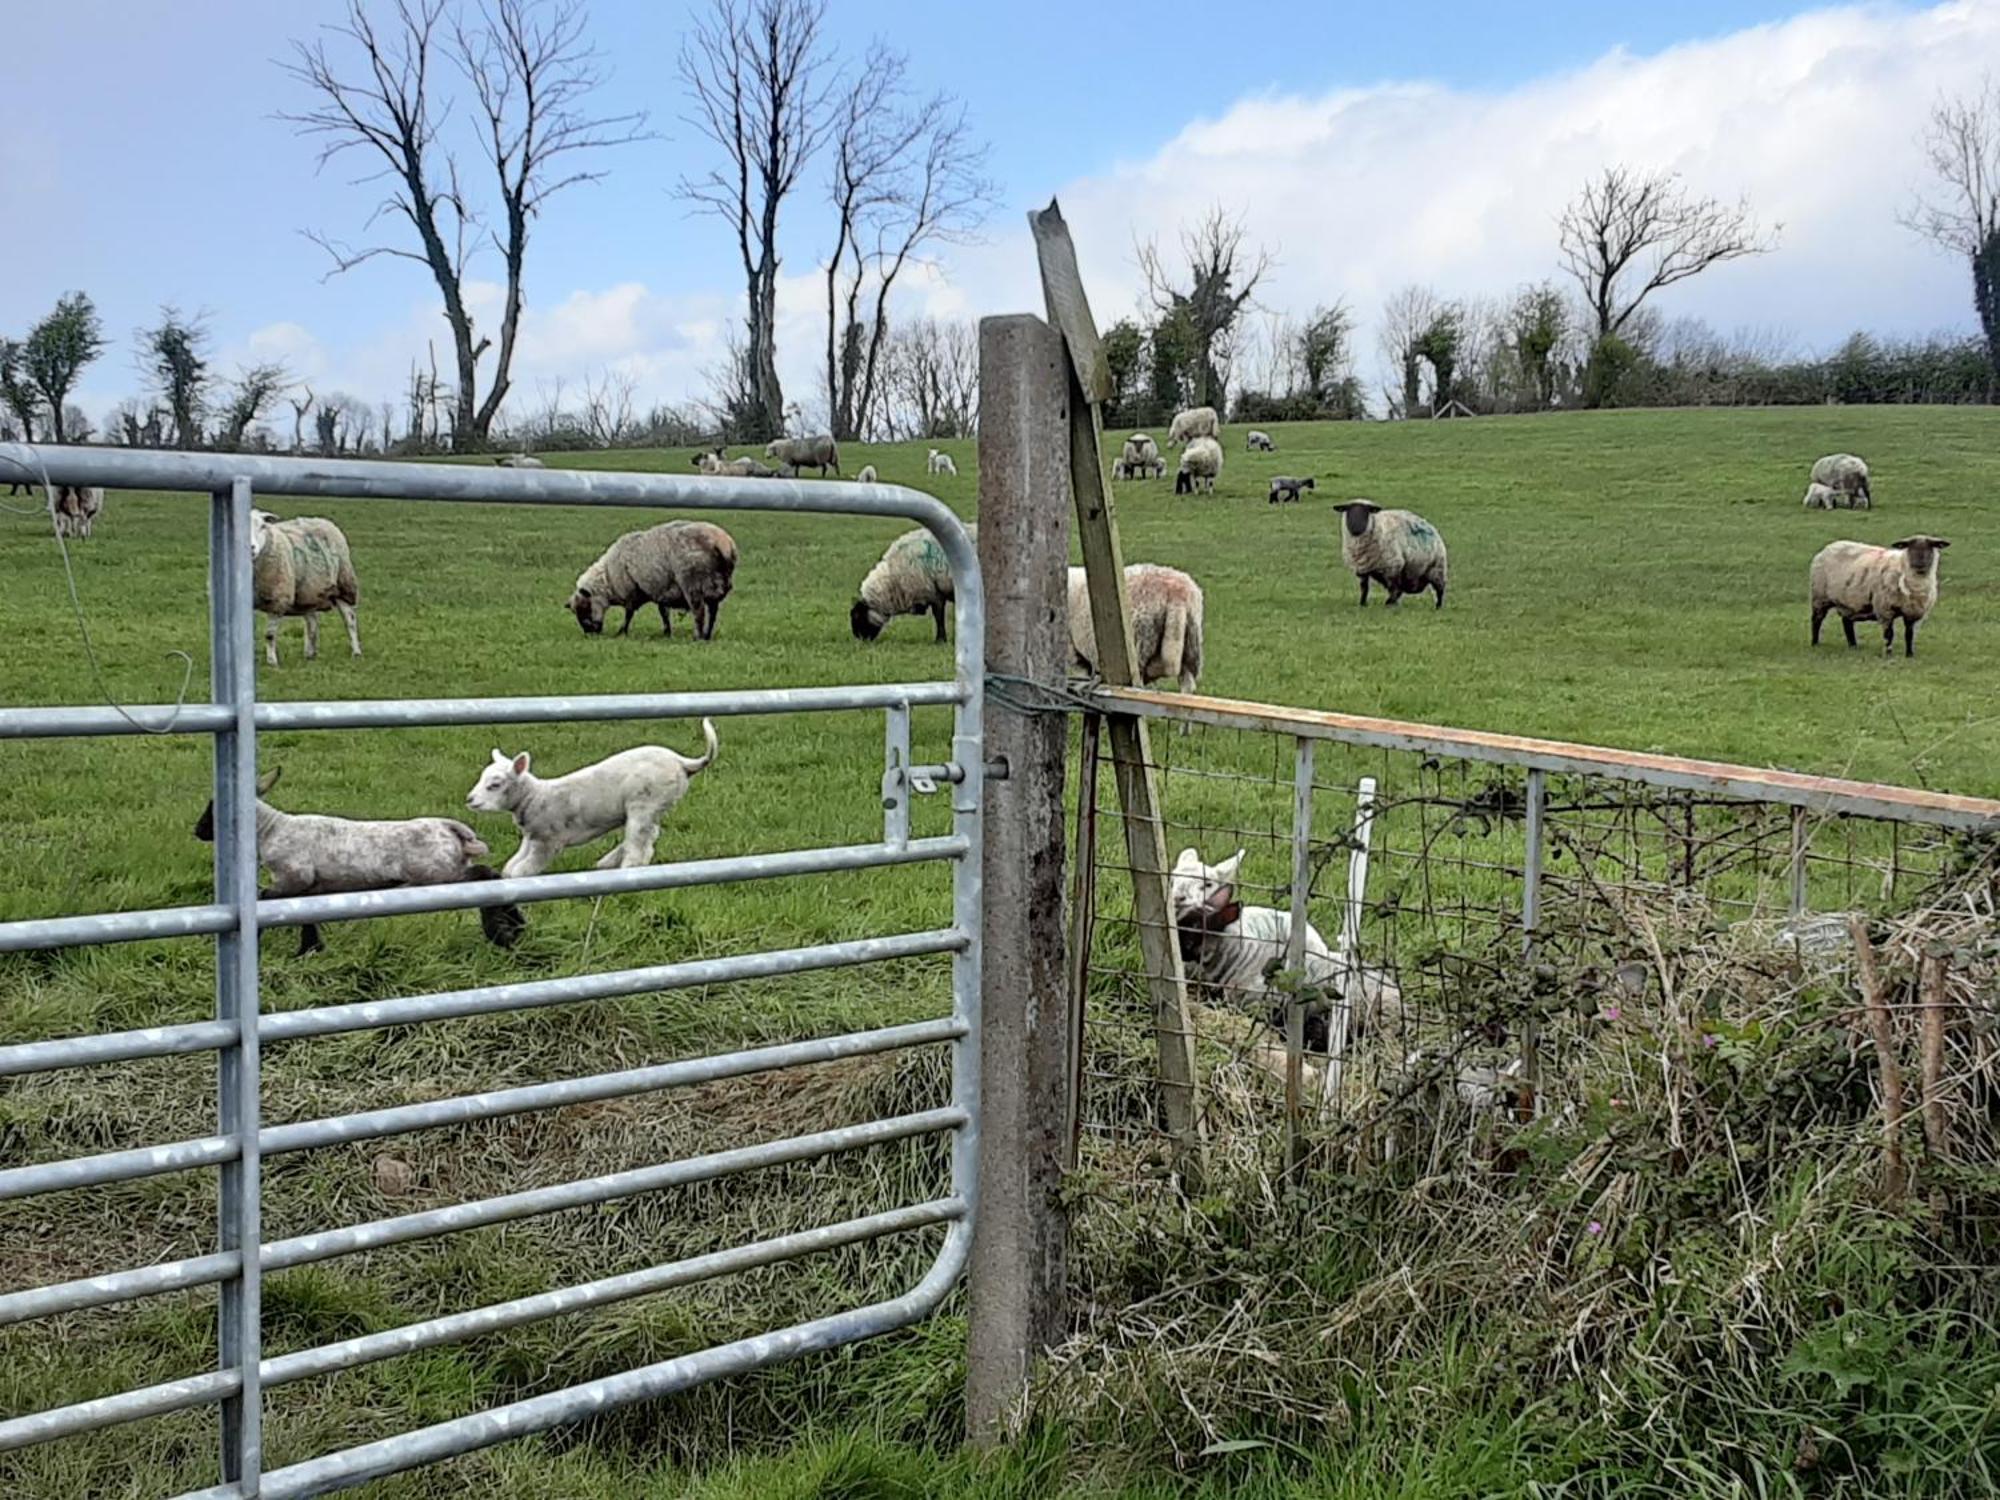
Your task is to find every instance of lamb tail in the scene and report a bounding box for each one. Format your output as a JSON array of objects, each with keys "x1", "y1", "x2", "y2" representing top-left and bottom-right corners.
[
  {"x1": 448, "y1": 821, "x2": 490, "y2": 859},
  {"x1": 679, "y1": 717, "x2": 720, "y2": 774}
]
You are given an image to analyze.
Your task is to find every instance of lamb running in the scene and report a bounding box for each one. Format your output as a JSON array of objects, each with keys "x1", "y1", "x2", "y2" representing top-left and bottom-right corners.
[
  {"x1": 1065, "y1": 563, "x2": 1204, "y2": 694},
  {"x1": 567, "y1": 520, "x2": 738, "y2": 641},
  {"x1": 195, "y1": 768, "x2": 525, "y2": 956},
  {"x1": 852, "y1": 524, "x2": 975, "y2": 642},
  {"x1": 1809, "y1": 535, "x2": 1949, "y2": 657},
  {"x1": 1174, "y1": 435, "x2": 1223, "y2": 495},
  {"x1": 1811, "y1": 453, "x2": 1871, "y2": 507},
  {"x1": 250, "y1": 509, "x2": 361, "y2": 666},
  {"x1": 465, "y1": 722, "x2": 719, "y2": 877},
  {"x1": 1332, "y1": 500, "x2": 1448, "y2": 608},
  {"x1": 764, "y1": 434, "x2": 841, "y2": 477},
  {"x1": 927, "y1": 449, "x2": 958, "y2": 477},
  {"x1": 1268, "y1": 476, "x2": 1315, "y2": 505},
  {"x1": 1168, "y1": 405, "x2": 1219, "y2": 447},
  {"x1": 1245, "y1": 429, "x2": 1275, "y2": 452},
  {"x1": 1169, "y1": 847, "x2": 1401, "y2": 1046}
]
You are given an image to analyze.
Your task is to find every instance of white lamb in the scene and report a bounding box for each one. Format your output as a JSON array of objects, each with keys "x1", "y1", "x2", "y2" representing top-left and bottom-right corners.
[
  {"x1": 927, "y1": 449, "x2": 958, "y2": 477},
  {"x1": 466, "y1": 722, "x2": 719, "y2": 877}
]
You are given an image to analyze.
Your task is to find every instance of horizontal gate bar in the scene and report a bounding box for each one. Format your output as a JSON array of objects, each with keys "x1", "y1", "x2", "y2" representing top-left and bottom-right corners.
[
  {"x1": 0, "y1": 1368, "x2": 241, "y2": 1453},
  {"x1": 0, "y1": 903, "x2": 235, "y2": 954},
  {"x1": 260, "y1": 1018, "x2": 965, "y2": 1157},
  {"x1": 0, "y1": 1133, "x2": 237, "y2": 1202},
  {"x1": 262, "y1": 1106, "x2": 965, "y2": 1271},
  {"x1": 196, "y1": 1222, "x2": 973, "y2": 1500},
  {"x1": 0, "y1": 682, "x2": 965, "y2": 742},
  {"x1": 263, "y1": 1197, "x2": 965, "y2": 1390},
  {"x1": 0, "y1": 839, "x2": 964, "y2": 954},
  {"x1": 257, "y1": 837, "x2": 968, "y2": 929},
  {"x1": 0, "y1": 1251, "x2": 241, "y2": 1329},
  {"x1": 0, "y1": 1020, "x2": 239, "y2": 1079},
  {"x1": 263, "y1": 928, "x2": 967, "y2": 1041},
  {"x1": 1093, "y1": 686, "x2": 2000, "y2": 832}
]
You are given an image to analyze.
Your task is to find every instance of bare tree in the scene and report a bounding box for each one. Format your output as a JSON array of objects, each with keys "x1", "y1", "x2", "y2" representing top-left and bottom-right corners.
[
  {"x1": 1559, "y1": 166, "x2": 1774, "y2": 344},
  {"x1": 820, "y1": 45, "x2": 992, "y2": 442},
  {"x1": 282, "y1": 0, "x2": 645, "y2": 451},
  {"x1": 288, "y1": 387, "x2": 317, "y2": 453},
  {"x1": 214, "y1": 365, "x2": 292, "y2": 451},
  {"x1": 875, "y1": 315, "x2": 977, "y2": 441},
  {"x1": 677, "y1": 0, "x2": 834, "y2": 442},
  {"x1": 578, "y1": 367, "x2": 637, "y2": 447},
  {"x1": 1378, "y1": 285, "x2": 1441, "y2": 418},
  {"x1": 1138, "y1": 208, "x2": 1271, "y2": 412},
  {"x1": 1904, "y1": 77, "x2": 2000, "y2": 384}
]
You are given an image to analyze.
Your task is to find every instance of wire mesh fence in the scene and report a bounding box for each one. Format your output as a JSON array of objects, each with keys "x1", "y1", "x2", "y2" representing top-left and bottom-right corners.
[{"x1": 1071, "y1": 692, "x2": 2000, "y2": 1185}]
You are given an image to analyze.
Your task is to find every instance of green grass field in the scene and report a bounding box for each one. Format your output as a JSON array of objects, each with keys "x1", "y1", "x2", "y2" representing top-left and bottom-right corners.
[{"x1": 2, "y1": 405, "x2": 1997, "y2": 1496}]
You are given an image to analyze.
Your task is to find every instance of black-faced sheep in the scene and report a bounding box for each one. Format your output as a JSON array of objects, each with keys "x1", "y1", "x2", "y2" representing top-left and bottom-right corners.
[
  {"x1": 1332, "y1": 500, "x2": 1448, "y2": 608},
  {"x1": 1811, "y1": 454, "x2": 1871, "y2": 507},
  {"x1": 1809, "y1": 536, "x2": 1948, "y2": 657},
  {"x1": 1174, "y1": 435, "x2": 1223, "y2": 495},
  {"x1": 567, "y1": 520, "x2": 738, "y2": 641}
]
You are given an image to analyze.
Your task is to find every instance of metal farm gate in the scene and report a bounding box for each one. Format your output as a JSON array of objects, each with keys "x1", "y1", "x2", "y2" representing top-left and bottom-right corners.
[{"x1": 0, "y1": 448, "x2": 985, "y2": 1497}]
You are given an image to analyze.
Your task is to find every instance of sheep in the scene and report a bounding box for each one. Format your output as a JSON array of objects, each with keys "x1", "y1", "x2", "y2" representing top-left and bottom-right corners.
[
  {"x1": 195, "y1": 767, "x2": 524, "y2": 957},
  {"x1": 1065, "y1": 563, "x2": 1204, "y2": 695},
  {"x1": 1811, "y1": 453, "x2": 1871, "y2": 508},
  {"x1": 1809, "y1": 535, "x2": 1949, "y2": 657},
  {"x1": 693, "y1": 448, "x2": 776, "y2": 479},
  {"x1": 495, "y1": 453, "x2": 545, "y2": 469},
  {"x1": 1268, "y1": 476, "x2": 1315, "y2": 505},
  {"x1": 53, "y1": 484, "x2": 104, "y2": 539},
  {"x1": 249, "y1": 509, "x2": 361, "y2": 667},
  {"x1": 1119, "y1": 434, "x2": 1162, "y2": 479},
  {"x1": 567, "y1": 520, "x2": 738, "y2": 642},
  {"x1": 1332, "y1": 500, "x2": 1448, "y2": 608},
  {"x1": 851, "y1": 524, "x2": 975, "y2": 643},
  {"x1": 1169, "y1": 847, "x2": 1401, "y2": 1046},
  {"x1": 765, "y1": 433, "x2": 840, "y2": 477},
  {"x1": 1174, "y1": 435, "x2": 1223, "y2": 495},
  {"x1": 1802, "y1": 482, "x2": 1843, "y2": 510},
  {"x1": 927, "y1": 449, "x2": 958, "y2": 477},
  {"x1": 465, "y1": 722, "x2": 719, "y2": 877},
  {"x1": 1167, "y1": 405, "x2": 1219, "y2": 447},
  {"x1": 1111, "y1": 458, "x2": 1134, "y2": 481},
  {"x1": 1246, "y1": 429, "x2": 1275, "y2": 452},
  {"x1": 855, "y1": 464, "x2": 879, "y2": 484}
]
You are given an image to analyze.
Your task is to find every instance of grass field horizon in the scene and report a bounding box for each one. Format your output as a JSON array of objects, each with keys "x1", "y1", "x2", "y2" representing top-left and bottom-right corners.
[{"x1": 2, "y1": 403, "x2": 1997, "y2": 1496}]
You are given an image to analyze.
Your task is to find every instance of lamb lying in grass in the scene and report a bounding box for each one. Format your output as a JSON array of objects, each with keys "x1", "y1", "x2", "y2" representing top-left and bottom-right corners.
[
  {"x1": 194, "y1": 768, "x2": 524, "y2": 956},
  {"x1": 466, "y1": 722, "x2": 719, "y2": 877}
]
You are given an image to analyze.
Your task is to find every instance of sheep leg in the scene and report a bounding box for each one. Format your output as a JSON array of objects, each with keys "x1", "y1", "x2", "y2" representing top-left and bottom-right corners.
[
  {"x1": 1904, "y1": 618, "x2": 1918, "y2": 658},
  {"x1": 502, "y1": 837, "x2": 561, "y2": 879},
  {"x1": 1358, "y1": 577, "x2": 1370, "y2": 607},
  {"x1": 1841, "y1": 615, "x2": 1858, "y2": 649},
  {"x1": 336, "y1": 600, "x2": 360, "y2": 657},
  {"x1": 658, "y1": 601, "x2": 673, "y2": 637},
  {"x1": 932, "y1": 601, "x2": 948, "y2": 643},
  {"x1": 613, "y1": 809, "x2": 662, "y2": 868},
  {"x1": 704, "y1": 599, "x2": 722, "y2": 641},
  {"x1": 1385, "y1": 586, "x2": 1403, "y2": 607},
  {"x1": 1811, "y1": 604, "x2": 1829, "y2": 645},
  {"x1": 304, "y1": 612, "x2": 320, "y2": 660},
  {"x1": 296, "y1": 923, "x2": 324, "y2": 957},
  {"x1": 264, "y1": 615, "x2": 282, "y2": 667},
  {"x1": 1432, "y1": 580, "x2": 1446, "y2": 609},
  {"x1": 616, "y1": 607, "x2": 635, "y2": 637}
]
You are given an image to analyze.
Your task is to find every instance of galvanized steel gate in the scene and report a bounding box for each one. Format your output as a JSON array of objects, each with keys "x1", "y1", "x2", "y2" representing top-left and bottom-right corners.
[{"x1": 0, "y1": 447, "x2": 984, "y2": 1498}]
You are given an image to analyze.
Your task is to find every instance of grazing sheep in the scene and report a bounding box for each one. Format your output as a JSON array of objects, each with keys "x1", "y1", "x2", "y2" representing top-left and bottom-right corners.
[
  {"x1": 53, "y1": 485, "x2": 104, "y2": 539},
  {"x1": 195, "y1": 767, "x2": 524, "y2": 957},
  {"x1": 567, "y1": 520, "x2": 738, "y2": 642},
  {"x1": 1268, "y1": 476, "x2": 1315, "y2": 505},
  {"x1": 1332, "y1": 500, "x2": 1448, "y2": 608},
  {"x1": 1169, "y1": 847, "x2": 1401, "y2": 1044},
  {"x1": 1802, "y1": 482, "x2": 1844, "y2": 510},
  {"x1": 855, "y1": 464, "x2": 878, "y2": 484},
  {"x1": 495, "y1": 454, "x2": 546, "y2": 469},
  {"x1": 1809, "y1": 536, "x2": 1949, "y2": 657},
  {"x1": 1167, "y1": 405, "x2": 1219, "y2": 447},
  {"x1": 852, "y1": 525, "x2": 975, "y2": 642},
  {"x1": 1065, "y1": 563, "x2": 1204, "y2": 695},
  {"x1": 927, "y1": 448, "x2": 958, "y2": 477},
  {"x1": 765, "y1": 433, "x2": 840, "y2": 477},
  {"x1": 1246, "y1": 429, "x2": 1275, "y2": 452},
  {"x1": 1174, "y1": 435, "x2": 1223, "y2": 495},
  {"x1": 249, "y1": 510, "x2": 361, "y2": 667},
  {"x1": 466, "y1": 722, "x2": 719, "y2": 877},
  {"x1": 1811, "y1": 453, "x2": 1871, "y2": 508}
]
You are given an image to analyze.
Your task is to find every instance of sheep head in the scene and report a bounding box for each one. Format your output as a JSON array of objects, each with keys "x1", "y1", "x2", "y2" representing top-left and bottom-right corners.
[
  {"x1": 850, "y1": 598, "x2": 887, "y2": 641},
  {"x1": 567, "y1": 584, "x2": 608, "y2": 635},
  {"x1": 1890, "y1": 536, "x2": 1950, "y2": 573},
  {"x1": 467, "y1": 750, "x2": 531, "y2": 812},
  {"x1": 1333, "y1": 500, "x2": 1381, "y2": 537},
  {"x1": 248, "y1": 508, "x2": 278, "y2": 557}
]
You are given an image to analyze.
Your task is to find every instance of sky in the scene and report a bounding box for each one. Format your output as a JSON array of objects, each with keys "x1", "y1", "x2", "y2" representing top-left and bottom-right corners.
[{"x1": 3, "y1": 0, "x2": 1995, "y2": 429}]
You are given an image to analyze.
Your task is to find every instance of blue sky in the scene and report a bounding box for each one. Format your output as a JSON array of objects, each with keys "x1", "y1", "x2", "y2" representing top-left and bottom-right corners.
[{"x1": 2, "y1": 1, "x2": 1987, "y2": 424}]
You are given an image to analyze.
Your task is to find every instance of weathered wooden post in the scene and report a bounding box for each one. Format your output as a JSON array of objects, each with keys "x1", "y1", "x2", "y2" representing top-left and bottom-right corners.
[
  {"x1": 966, "y1": 312, "x2": 1074, "y2": 1442},
  {"x1": 1029, "y1": 200, "x2": 1201, "y2": 1172}
]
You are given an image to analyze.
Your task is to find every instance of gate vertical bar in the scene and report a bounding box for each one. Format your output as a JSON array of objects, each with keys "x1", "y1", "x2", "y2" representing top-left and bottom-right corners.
[
  {"x1": 211, "y1": 478, "x2": 263, "y2": 1488},
  {"x1": 1520, "y1": 769, "x2": 1546, "y2": 1120},
  {"x1": 1282, "y1": 738, "x2": 1315, "y2": 1176}
]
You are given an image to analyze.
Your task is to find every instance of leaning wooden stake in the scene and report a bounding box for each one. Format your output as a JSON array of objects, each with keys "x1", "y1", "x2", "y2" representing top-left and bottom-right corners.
[
  {"x1": 1848, "y1": 914, "x2": 1906, "y2": 1200},
  {"x1": 1030, "y1": 199, "x2": 1201, "y2": 1178},
  {"x1": 1919, "y1": 950, "x2": 1951, "y2": 1161}
]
